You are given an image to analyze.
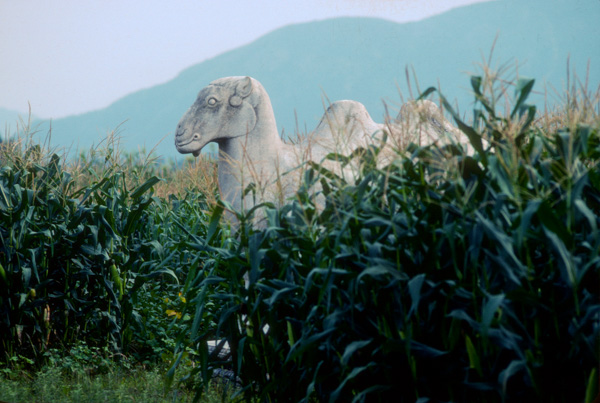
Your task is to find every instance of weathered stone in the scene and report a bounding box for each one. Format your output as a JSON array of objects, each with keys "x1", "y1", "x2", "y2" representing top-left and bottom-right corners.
[{"x1": 175, "y1": 76, "x2": 467, "y2": 214}]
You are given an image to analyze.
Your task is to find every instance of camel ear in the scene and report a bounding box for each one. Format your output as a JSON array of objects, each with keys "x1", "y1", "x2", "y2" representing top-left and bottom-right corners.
[
  {"x1": 229, "y1": 77, "x2": 253, "y2": 107},
  {"x1": 237, "y1": 77, "x2": 253, "y2": 97}
]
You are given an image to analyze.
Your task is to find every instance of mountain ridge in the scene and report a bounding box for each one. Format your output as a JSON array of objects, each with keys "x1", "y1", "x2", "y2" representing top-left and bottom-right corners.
[{"x1": 14, "y1": 0, "x2": 600, "y2": 158}]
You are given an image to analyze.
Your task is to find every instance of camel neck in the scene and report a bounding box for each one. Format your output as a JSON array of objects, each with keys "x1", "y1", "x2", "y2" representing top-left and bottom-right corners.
[{"x1": 215, "y1": 86, "x2": 286, "y2": 214}]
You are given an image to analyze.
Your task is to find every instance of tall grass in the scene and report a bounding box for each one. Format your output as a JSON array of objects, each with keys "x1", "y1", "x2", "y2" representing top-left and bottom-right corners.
[
  {"x1": 168, "y1": 67, "x2": 600, "y2": 402},
  {"x1": 0, "y1": 120, "x2": 220, "y2": 368},
  {"x1": 1, "y1": 63, "x2": 598, "y2": 402}
]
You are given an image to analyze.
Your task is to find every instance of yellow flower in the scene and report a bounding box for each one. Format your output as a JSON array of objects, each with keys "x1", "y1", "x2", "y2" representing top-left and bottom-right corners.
[
  {"x1": 178, "y1": 292, "x2": 186, "y2": 303},
  {"x1": 166, "y1": 309, "x2": 182, "y2": 319}
]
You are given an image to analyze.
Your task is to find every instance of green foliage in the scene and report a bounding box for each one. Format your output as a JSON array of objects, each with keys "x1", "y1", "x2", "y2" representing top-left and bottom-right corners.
[
  {"x1": 172, "y1": 72, "x2": 600, "y2": 402},
  {"x1": 0, "y1": 133, "x2": 204, "y2": 365},
  {"x1": 128, "y1": 189, "x2": 216, "y2": 363},
  {"x1": 43, "y1": 341, "x2": 115, "y2": 377},
  {"x1": 0, "y1": 361, "x2": 198, "y2": 403},
  {"x1": 1, "y1": 66, "x2": 598, "y2": 402},
  {"x1": 0, "y1": 339, "x2": 227, "y2": 403}
]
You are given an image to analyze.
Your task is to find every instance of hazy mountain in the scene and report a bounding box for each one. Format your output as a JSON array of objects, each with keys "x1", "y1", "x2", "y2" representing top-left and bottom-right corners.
[
  {"x1": 33, "y1": 0, "x2": 600, "y2": 159},
  {"x1": 1, "y1": 108, "x2": 38, "y2": 138}
]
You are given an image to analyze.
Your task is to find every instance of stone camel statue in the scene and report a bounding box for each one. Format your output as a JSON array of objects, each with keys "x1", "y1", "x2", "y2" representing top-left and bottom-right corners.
[
  {"x1": 174, "y1": 76, "x2": 474, "y2": 366},
  {"x1": 175, "y1": 76, "x2": 468, "y2": 213}
]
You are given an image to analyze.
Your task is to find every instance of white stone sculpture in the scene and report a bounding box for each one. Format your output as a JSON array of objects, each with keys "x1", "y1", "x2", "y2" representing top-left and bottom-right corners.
[
  {"x1": 175, "y1": 76, "x2": 295, "y2": 212},
  {"x1": 175, "y1": 76, "x2": 467, "y2": 213}
]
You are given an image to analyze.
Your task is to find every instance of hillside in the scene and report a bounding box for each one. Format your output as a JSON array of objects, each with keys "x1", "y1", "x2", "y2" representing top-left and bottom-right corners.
[
  {"x1": 28, "y1": 0, "x2": 600, "y2": 158},
  {"x1": 1, "y1": 108, "x2": 38, "y2": 138}
]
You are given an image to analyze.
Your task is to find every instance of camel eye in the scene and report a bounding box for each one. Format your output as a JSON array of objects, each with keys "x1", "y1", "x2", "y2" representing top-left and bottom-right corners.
[{"x1": 207, "y1": 97, "x2": 218, "y2": 106}]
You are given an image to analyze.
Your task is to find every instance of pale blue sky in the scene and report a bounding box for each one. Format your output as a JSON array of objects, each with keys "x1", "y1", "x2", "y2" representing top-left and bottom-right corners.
[{"x1": 0, "y1": 0, "x2": 491, "y2": 118}]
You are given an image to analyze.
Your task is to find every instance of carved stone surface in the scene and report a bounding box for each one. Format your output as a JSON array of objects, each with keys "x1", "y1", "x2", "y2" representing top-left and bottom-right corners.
[
  {"x1": 175, "y1": 76, "x2": 466, "y2": 213},
  {"x1": 176, "y1": 76, "x2": 298, "y2": 212}
]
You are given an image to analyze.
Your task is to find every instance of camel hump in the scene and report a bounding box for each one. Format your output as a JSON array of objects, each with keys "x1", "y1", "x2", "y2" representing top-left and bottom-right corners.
[
  {"x1": 314, "y1": 100, "x2": 380, "y2": 138},
  {"x1": 308, "y1": 100, "x2": 384, "y2": 157},
  {"x1": 321, "y1": 100, "x2": 372, "y2": 125}
]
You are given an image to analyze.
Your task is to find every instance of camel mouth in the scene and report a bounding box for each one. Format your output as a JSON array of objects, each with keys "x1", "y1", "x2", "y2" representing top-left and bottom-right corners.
[
  {"x1": 175, "y1": 131, "x2": 207, "y2": 156},
  {"x1": 175, "y1": 130, "x2": 202, "y2": 148},
  {"x1": 175, "y1": 137, "x2": 196, "y2": 148}
]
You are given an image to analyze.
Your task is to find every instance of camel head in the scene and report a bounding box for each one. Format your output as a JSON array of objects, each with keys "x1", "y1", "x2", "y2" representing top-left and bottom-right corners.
[{"x1": 175, "y1": 76, "x2": 258, "y2": 156}]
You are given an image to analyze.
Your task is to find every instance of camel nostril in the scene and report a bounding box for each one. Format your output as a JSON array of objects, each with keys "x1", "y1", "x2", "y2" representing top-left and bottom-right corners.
[{"x1": 176, "y1": 127, "x2": 186, "y2": 138}]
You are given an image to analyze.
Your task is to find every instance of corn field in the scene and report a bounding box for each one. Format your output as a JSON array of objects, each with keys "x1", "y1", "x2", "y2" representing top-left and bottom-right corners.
[{"x1": 1, "y1": 68, "x2": 599, "y2": 402}]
